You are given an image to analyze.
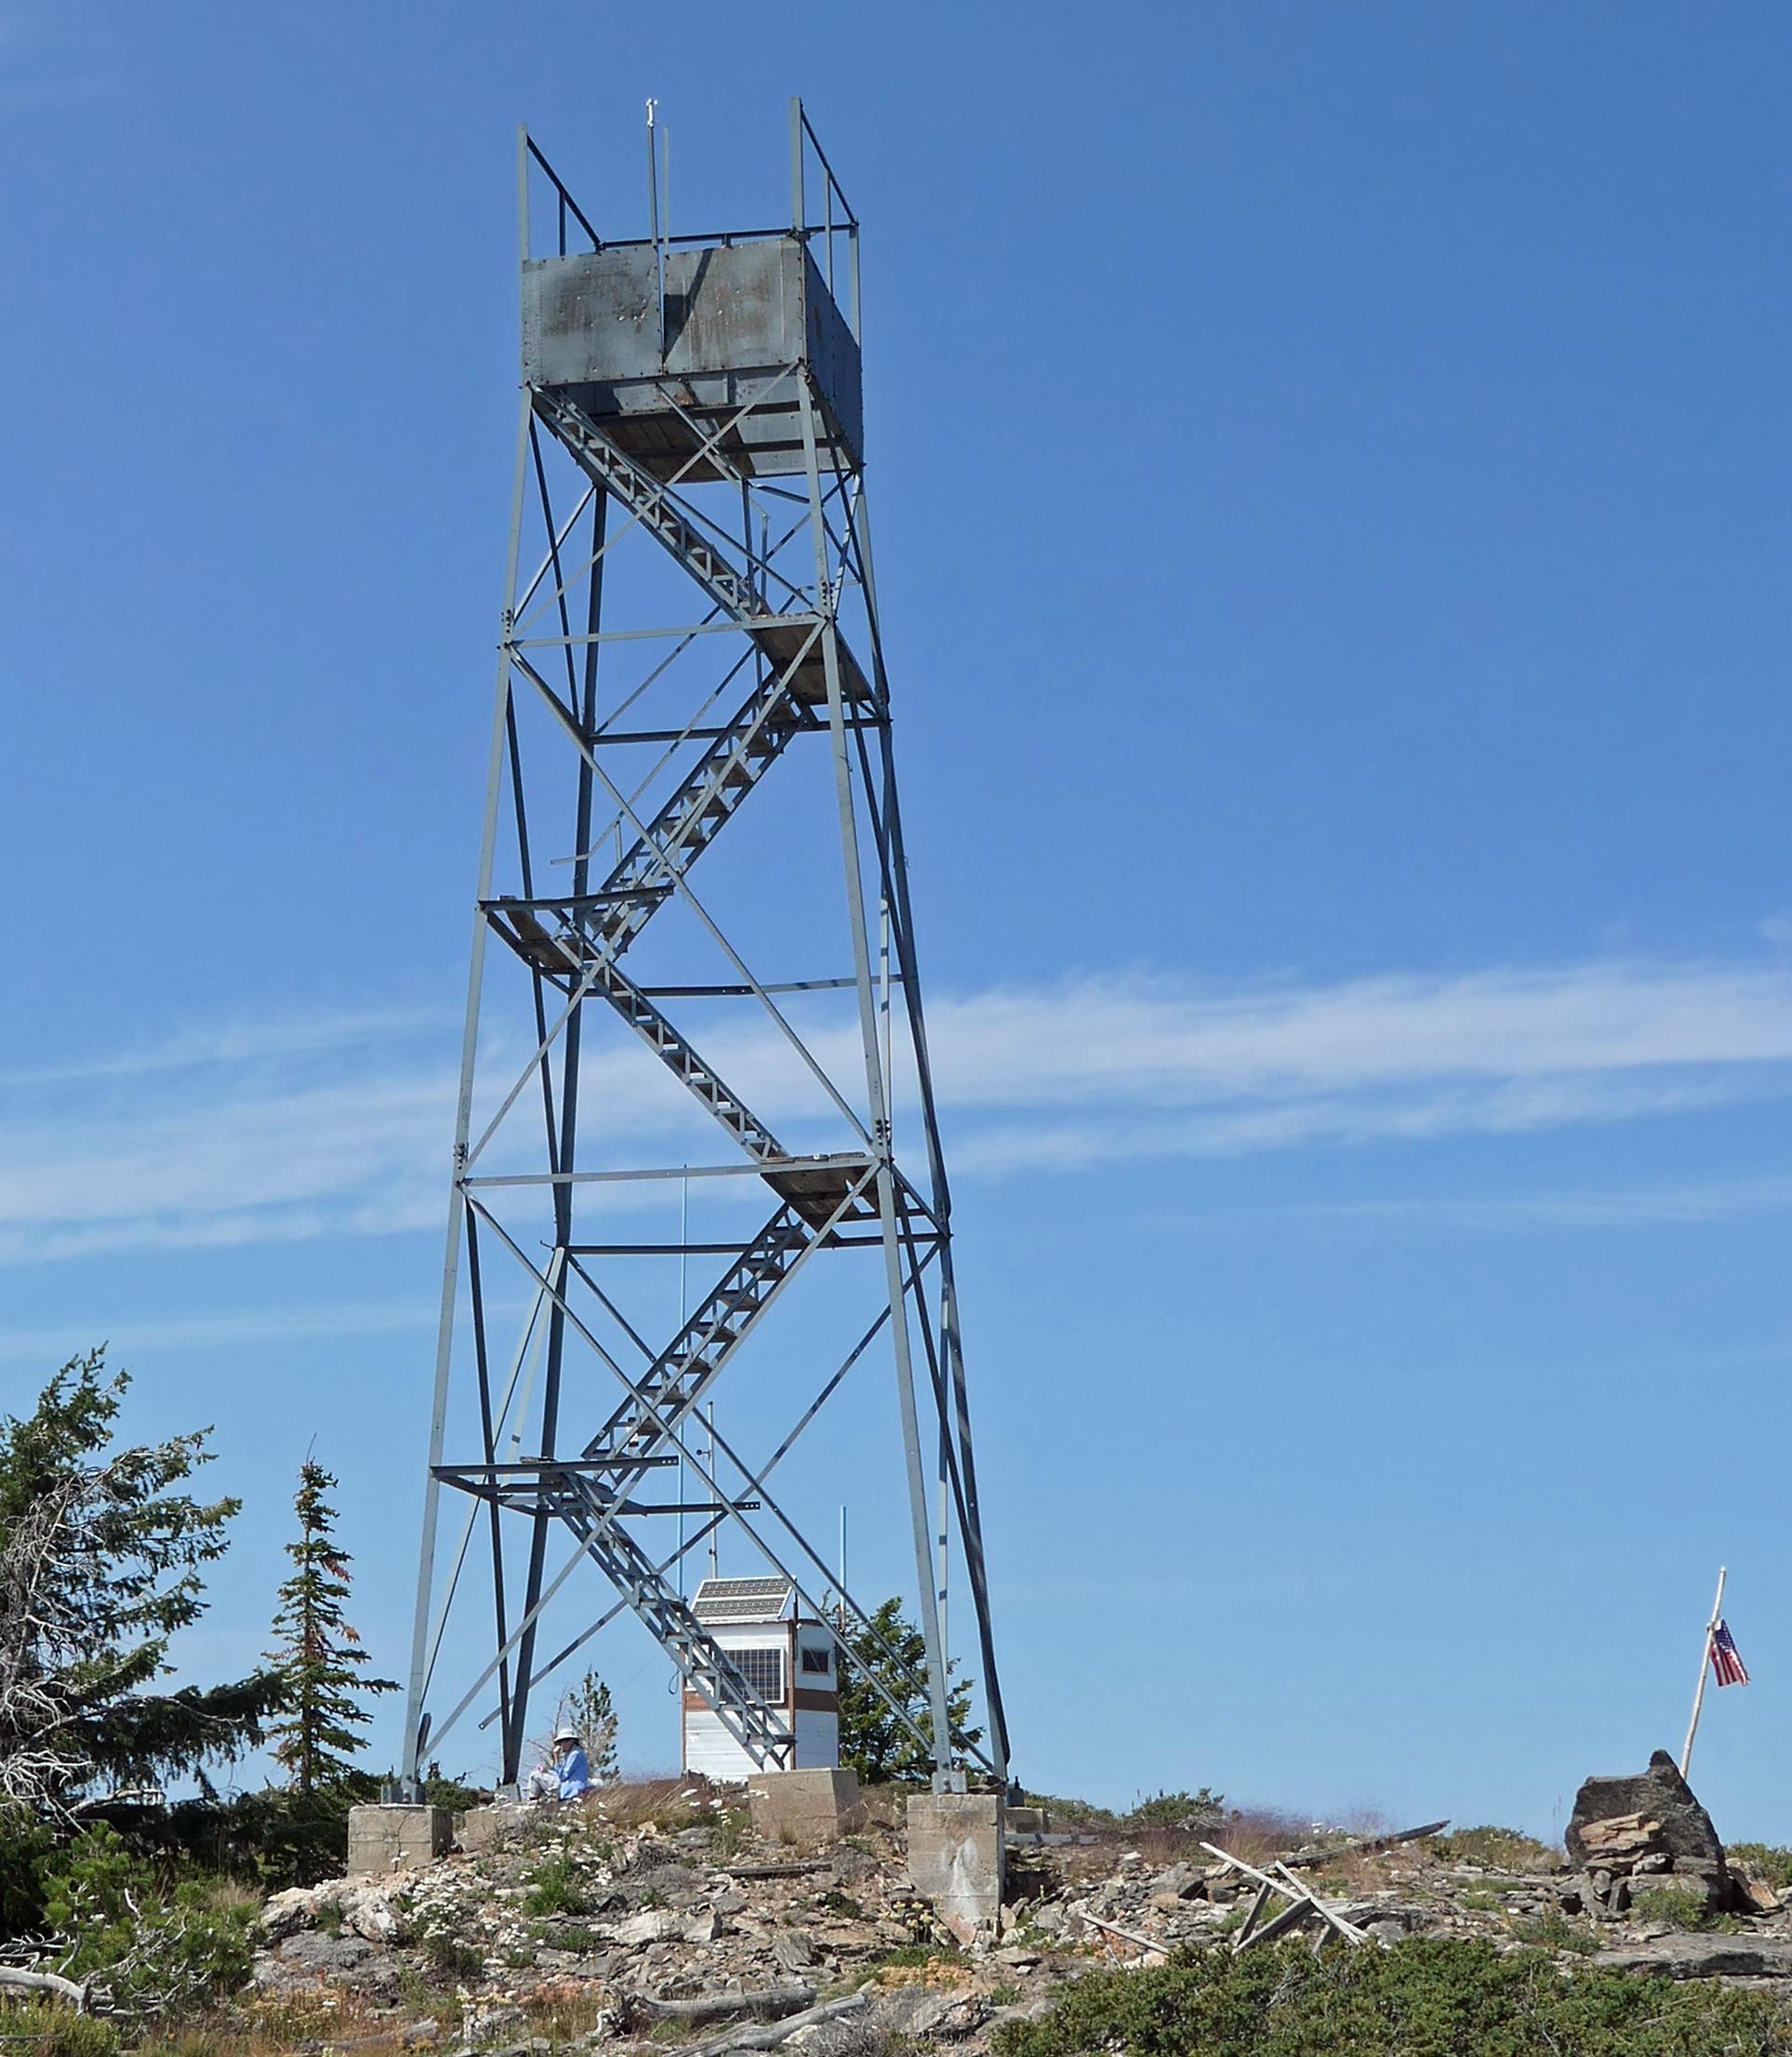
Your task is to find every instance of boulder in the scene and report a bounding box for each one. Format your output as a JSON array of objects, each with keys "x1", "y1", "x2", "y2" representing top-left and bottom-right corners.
[
  {"x1": 344, "y1": 1887, "x2": 401, "y2": 1943},
  {"x1": 1565, "y1": 1752, "x2": 1726, "y2": 1888},
  {"x1": 771, "y1": 1930, "x2": 817, "y2": 1972},
  {"x1": 1593, "y1": 1932, "x2": 1792, "y2": 1979},
  {"x1": 868, "y1": 1987, "x2": 986, "y2": 2039},
  {"x1": 278, "y1": 1930, "x2": 379, "y2": 1975},
  {"x1": 610, "y1": 1907, "x2": 717, "y2": 1947},
  {"x1": 263, "y1": 1886, "x2": 320, "y2": 1942}
]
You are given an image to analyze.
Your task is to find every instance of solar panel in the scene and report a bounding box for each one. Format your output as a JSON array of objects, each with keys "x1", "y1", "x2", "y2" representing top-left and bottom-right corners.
[{"x1": 693, "y1": 1575, "x2": 794, "y2": 1623}]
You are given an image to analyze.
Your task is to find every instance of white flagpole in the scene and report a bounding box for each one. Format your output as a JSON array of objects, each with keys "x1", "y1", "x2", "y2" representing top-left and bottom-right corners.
[{"x1": 1679, "y1": 1565, "x2": 1727, "y2": 1779}]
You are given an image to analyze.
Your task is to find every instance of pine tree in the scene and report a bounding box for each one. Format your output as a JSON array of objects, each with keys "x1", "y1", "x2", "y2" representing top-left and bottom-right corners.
[
  {"x1": 836, "y1": 1597, "x2": 979, "y2": 1786},
  {"x1": 559, "y1": 1670, "x2": 619, "y2": 1784},
  {"x1": 0, "y1": 1349, "x2": 284, "y2": 1816},
  {"x1": 265, "y1": 1461, "x2": 395, "y2": 1794}
]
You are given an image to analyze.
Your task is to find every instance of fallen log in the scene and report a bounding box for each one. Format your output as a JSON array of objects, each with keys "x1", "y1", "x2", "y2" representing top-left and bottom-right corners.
[
  {"x1": 1075, "y1": 1912, "x2": 1167, "y2": 1957},
  {"x1": 636, "y1": 1985, "x2": 816, "y2": 2026},
  {"x1": 684, "y1": 1990, "x2": 868, "y2": 2057},
  {"x1": 0, "y1": 1965, "x2": 88, "y2": 2011},
  {"x1": 1281, "y1": 1820, "x2": 1449, "y2": 1870}
]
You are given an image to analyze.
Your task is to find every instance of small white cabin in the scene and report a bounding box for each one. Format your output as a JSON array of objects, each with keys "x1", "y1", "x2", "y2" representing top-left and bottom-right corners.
[{"x1": 682, "y1": 1576, "x2": 841, "y2": 1782}]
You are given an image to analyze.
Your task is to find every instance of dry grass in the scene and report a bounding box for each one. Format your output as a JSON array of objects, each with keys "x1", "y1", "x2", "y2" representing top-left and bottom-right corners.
[
  {"x1": 519, "y1": 1979, "x2": 620, "y2": 2041},
  {"x1": 581, "y1": 1776, "x2": 712, "y2": 1836},
  {"x1": 1306, "y1": 1847, "x2": 1400, "y2": 1896},
  {"x1": 132, "y1": 1989, "x2": 391, "y2": 2057},
  {"x1": 1098, "y1": 1808, "x2": 1314, "y2": 1873},
  {"x1": 1426, "y1": 1825, "x2": 1559, "y2": 1875}
]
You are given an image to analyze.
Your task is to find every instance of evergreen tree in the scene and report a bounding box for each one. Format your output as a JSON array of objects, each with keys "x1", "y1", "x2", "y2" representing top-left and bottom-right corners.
[
  {"x1": 559, "y1": 1669, "x2": 619, "y2": 1784},
  {"x1": 836, "y1": 1597, "x2": 980, "y2": 1785},
  {"x1": 0, "y1": 1349, "x2": 283, "y2": 1814},
  {"x1": 264, "y1": 1461, "x2": 395, "y2": 1794}
]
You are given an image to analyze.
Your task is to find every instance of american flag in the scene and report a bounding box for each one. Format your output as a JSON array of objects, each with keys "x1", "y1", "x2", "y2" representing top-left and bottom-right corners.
[{"x1": 1710, "y1": 1619, "x2": 1750, "y2": 1689}]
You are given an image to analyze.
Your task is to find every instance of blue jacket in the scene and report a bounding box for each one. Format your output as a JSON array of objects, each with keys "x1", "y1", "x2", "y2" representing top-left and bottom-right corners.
[{"x1": 557, "y1": 1745, "x2": 591, "y2": 1800}]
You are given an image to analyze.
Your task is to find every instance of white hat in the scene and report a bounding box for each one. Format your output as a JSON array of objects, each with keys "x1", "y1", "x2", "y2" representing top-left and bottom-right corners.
[{"x1": 553, "y1": 1726, "x2": 580, "y2": 1745}]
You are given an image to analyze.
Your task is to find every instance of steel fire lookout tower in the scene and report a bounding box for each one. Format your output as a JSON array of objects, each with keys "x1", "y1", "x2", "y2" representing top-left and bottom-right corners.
[{"x1": 403, "y1": 105, "x2": 1011, "y2": 1795}]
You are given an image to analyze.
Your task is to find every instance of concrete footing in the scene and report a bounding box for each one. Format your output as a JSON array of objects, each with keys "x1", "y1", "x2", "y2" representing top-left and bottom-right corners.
[
  {"x1": 907, "y1": 1792, "x2": 1005, "y2": 1942},
  {"x1": 748, "y1": 1767, "x2": 861, "y2": 1847},
  {"x1": 347, "y1": 1804, "x2": 454, "y2": 1878},
  {"x1": 458, "y1": 1800, "x2": 531, "y2": 1853}
]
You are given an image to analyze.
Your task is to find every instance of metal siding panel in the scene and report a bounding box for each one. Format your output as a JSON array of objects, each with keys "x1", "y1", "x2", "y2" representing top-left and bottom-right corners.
[
  {"x1": 801, "y1": 245, "x2": 864, "y2": 464},
  {"x1": 522, "y1": 248, "x2": 662, "y2": 388},
  {"x1": 665, "y1": 242, "x2": 795, "y2": 374}
]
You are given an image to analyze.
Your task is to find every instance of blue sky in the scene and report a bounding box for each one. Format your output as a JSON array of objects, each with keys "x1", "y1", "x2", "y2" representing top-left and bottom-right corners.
[{"x1": 5, "y1": 0, "x2": 1792, "y2": 1841}]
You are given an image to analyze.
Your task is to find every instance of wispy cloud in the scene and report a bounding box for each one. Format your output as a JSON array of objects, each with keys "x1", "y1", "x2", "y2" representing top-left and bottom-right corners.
[
  {"x1": 919, "y1": 960, "x2": 1792, "y2": 1107},
  {"x1": 0, "y1": 1005, "x2": 454, "y2": 1091},
  {"x1": 3, "y1": 953, "x2": 1789, "y2": 1262},
  {"x1": 703, "y1": 957, "x2": 1792, "y2": 1169},
  {"x1": 0, "y1": 1298, "x2": 445, "y2": 1366},
  {"x1": 1202, "y1": 1173, "x2": 1792, "y2": 1236}
]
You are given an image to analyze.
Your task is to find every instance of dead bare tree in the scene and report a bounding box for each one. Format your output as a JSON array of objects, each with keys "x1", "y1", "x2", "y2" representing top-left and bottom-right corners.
[{"x1": 0, "y1": 1466, "x2": 108, "y2": 1819}]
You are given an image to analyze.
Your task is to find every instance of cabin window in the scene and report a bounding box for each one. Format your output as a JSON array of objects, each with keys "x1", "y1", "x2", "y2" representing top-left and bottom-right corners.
[
  {"x1": 736, "y1": 1647, "x2": 784, "y2": 1700},
  {"x1": 801, "y1": 1646, "x2": 831, "y2": 1675}
]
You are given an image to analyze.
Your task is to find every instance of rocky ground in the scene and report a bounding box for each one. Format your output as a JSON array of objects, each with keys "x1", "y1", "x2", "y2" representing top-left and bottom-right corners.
[{"x1": 234, "y1": 1775, "x2": 1792, "y2": 2057}]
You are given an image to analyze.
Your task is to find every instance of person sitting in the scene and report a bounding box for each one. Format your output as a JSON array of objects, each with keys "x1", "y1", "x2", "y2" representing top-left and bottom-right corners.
[{"x1": 552, "y1": 1725, "x2": 591, "y2": 1801}]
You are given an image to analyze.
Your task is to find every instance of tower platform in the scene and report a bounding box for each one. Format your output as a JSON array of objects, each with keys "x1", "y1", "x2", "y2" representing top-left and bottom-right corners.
[{"x1": 523, "y1": 237, "x2": 863, "y2": 479}]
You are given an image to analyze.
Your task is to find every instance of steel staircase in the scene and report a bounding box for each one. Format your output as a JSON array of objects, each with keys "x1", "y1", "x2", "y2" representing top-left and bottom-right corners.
[
  {"x1": 561, "y1": 1493, "x2": 795, "y2": 1766},
  {"x1": 534, "y1": 389, "x2": 763, "y2": 622},
  {"x1": 584, "y1": 1202, "x2": 817, "y2": 1466},
  {"x1": 585, "y1": 959, "x2": 786, "y2": 1163},
  {"x1": 589, "y1": 665, "x2": 810, "y2": 958}
]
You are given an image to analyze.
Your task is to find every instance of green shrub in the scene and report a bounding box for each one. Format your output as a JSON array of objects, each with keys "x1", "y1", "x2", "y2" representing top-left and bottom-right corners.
[
  {"x1": 424, "y1": 1775, "x2": 485, "y2": 1813},
  {"x1": 2, "y1": 2006, "x2": 122, "y2": 2057},
  {"x1": 0, "y1": 1818, "x2": 56, "y2": 1933},
  {"x1": 1731, "y1": 1842, "x2": 1792, "y2": 1890},
  {"x1": 41, "y1": 1829, "x2": 258, "y2": 2015},
  {"x1": 1508, "y1": 1908, "x2": 1599, "y2": 1955},
  {"x1": 423, "y1": 1932, "x2": 485, "y2": 1980},
  {"x1": 992, "y1": 1936, "x2": 1792, "y2": 2057},
  {"x1": 152, "y1": 1786, "x2": 357, "y2": 1888},
  {"x1": 522, "y1": 1852, "x2": 593, "y2": 1918},
  {"x1": 1123, "y1": 1789, "x2": 1225, "y2": 1832},
  {"x1": 1019, "y1": 1792, "x2": 1118, "y2": 1830},
  {"x1": 710, "y1": 1808, "x2": 750, "y2": 1861},
  {"x1": 540, "y1": 1922, "x2": 595, "y2": 1952},
  {"x1": 875, "y1": 1942, "x2": 958, "y2": 1971},
  {"x1": 1625, "y1": 1888, "x2": 1740, "y2": 1935}
]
